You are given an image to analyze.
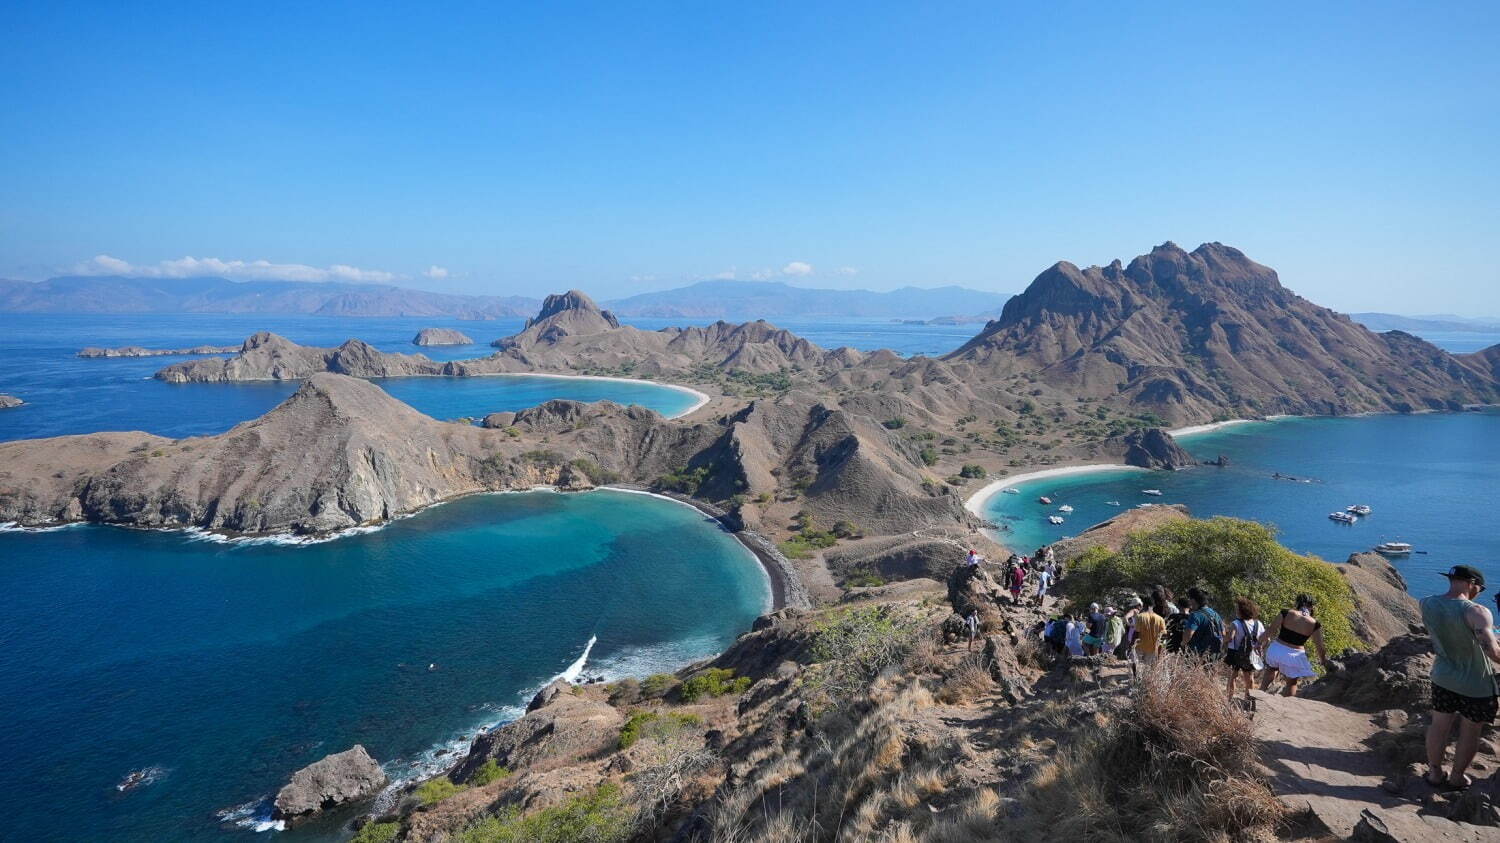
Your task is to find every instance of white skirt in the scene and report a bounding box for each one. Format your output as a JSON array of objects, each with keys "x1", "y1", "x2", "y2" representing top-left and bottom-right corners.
[{"x1": 1265, "y1": 639, "x2": 1316, "y2": 679}]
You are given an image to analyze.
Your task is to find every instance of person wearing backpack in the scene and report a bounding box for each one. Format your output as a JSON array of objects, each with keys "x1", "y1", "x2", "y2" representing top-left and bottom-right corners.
[
  {"x1": 1223, "y1": 596, "x2": 1265, "y2": 700},
  {"x1": 1182, "y1": 587, "x2": 1225, "y2": 660}
]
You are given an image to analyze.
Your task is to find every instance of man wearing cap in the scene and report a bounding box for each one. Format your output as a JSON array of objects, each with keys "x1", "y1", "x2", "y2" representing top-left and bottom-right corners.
[{"x1": 1422, "y1": 565, "x2": 1500, "y2": 790}]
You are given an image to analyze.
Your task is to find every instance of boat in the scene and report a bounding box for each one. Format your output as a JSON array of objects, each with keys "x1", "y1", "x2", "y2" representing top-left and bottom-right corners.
[
  {"x1": 1375, "y1": 541, "x2": 1413, "y2": 556},
  {"x1": 1038, "y1": 496, "x2": 1053, "y2": 505},
  {"x1": 1328, "y1": 511, "x2": 1356, "y2": 524},
  {"x1": 1046, "y1": 515, "x2": 1065, "y2": 525},
  {"x1": 1141, "y1": 489, "x2": 1163, "y2": 496},
  {"x1": 1001, "y1": 488, "x2": 1020, "y2": 495},
  {"x1": 1346, "y1": 505, "x2": 1372, "y2": 516},
  {"x1": 1058, "y1": 505, "x2": 1074, "y2": 513},
  {"x1": 1105, "y1": 500, "x2": 1121, "y2": 507}
]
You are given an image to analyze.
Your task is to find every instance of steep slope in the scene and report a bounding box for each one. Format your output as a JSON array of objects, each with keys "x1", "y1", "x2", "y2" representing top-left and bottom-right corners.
[{"x1": 944, "y1": 242, "x2": 1500, "y2": 422}]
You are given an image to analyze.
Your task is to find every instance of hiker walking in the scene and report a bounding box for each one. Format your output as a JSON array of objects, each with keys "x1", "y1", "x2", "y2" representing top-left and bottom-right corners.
[
  {"x1": 1104, "y1": 608, "x2": 1125, "y2": 660},
  {"x1": 1223, "y1": 597, "x2": 1265, "y2": 701},
  {"x1": 1421, "y1": 565, "x2": 1500, "y2": 791},
  {"x1": 1007, "y1": 563, "x2": 1025, "y2": 604},
  {"x1": 964, "y1": 608, "x2": 981, "y2": 652},
  {"x1": 965, "y1": 548, "x2": 983, "y2": 568},
  {"x1": 1083, "y1": 603, "x2": 1107, "y2": 656},
  {"x1": 1134, "y1": 594, "x2": 1168, "y2": 668},
  {"x1": 1035, "y1": 565, "x2": 1053, "y2": 604},
  {"x1": 1258, "y1": 593, "x2": 1329, "y2": 697},
  {"x1": 1181, "y1": 588, "x2": 1225, "y2": 661},
  {"x1": 1065, "y1": 613, "x2": 1085, "y2": 657}
]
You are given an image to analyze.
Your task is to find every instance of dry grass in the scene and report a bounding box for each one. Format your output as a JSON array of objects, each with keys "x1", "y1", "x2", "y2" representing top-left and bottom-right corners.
[
  {"x1": 994, "y1": 655, "x2": 1285, "y2": 841},
  {"x1": 935, "y1": 657, "x2": 992, "y2": 705}
]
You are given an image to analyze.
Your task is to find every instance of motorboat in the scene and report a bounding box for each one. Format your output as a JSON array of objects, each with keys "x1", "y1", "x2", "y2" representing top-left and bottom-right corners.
[
  {"x1": 1375, "y1": 542, "x2": 1413, "y2": 556},
  {"x1": 1105, "y1": 500, "x2": 1121, "y2": 507},
  {"x1": 1346, "y1": 505, "x2": 1372, "y2": 516},
  {"x1": 1001, "y1": 488, "x2": 1020, "y2": 495},
  {"x1": 1038, "y1": 496, "x2": 1053, "y2": 505},
  {"x1": 1141, "y1": 489, "x2": 1163, "y2": 496},
  {"x1": 1328, "y1": 511, "x2": 1356, "y2": 524},
  {"x1": 1058, "y1": 504, "x2": 1074, "y2": 513},
  {"x1": 1047, "y1": 515, "x2": 1065, "y2": 525}
]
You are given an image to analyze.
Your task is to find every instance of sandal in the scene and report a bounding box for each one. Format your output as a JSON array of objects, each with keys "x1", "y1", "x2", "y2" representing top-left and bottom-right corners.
[
  {"x1": 1443, "y1": 773, "x2": 1474, "y2": 791},
  {"x1": 1424, "y1": 770, "x2": 1448, "y2": 788}
]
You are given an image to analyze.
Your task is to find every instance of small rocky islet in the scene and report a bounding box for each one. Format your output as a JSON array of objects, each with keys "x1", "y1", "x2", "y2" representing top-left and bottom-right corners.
[
  {"x1": 411, "y1": 327, "x2": 474, "y2": 346},
  {"x1": 6, "y1": 241, "x2": 1500, "y2": 839}
]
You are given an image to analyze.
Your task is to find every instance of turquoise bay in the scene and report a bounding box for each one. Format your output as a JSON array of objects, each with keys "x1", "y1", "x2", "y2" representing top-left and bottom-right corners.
[
  {"x1": 0, "y1": 491, "x2": 769, "y2": 841},
  {"x1": 981, "y1": 411, "x2": 1500, "y2": 593}
]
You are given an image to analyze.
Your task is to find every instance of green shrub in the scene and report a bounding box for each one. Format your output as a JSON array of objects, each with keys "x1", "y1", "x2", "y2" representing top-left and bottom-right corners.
[
  {"x1": 918, "y1": 446, "x2": 939, "y2": 466},
  {"x1": 831, "y1": 520, "x2": 860, "y2": 539},
  {"x1": 808, "y1": 605, "x2": 925, "y2": 700},
  {"x1": 415, "y1": 777, "x2": 467, "y2": 805},
  {"x1": 959, "y1": 464, "x2": 986, "y2": 479},
  {"x1": 882, "y1": 417, "x2": 907, "y2": 429},
  {"x1": 568, "y1": 458, "x2": 619, "y2": 484},
  {"x1": 844, "y1": 570, "x2": 886, "y2": 588},
  {"x1": 617, "y1": 710, "x2": 704, "y2": 749},
  {"x1": 520, "y1": 449, "x2": 566, "y2": 465},
  {"x1": 351, "y1": 821, "x2": 401, "y2": 843},
  {"x1": 468, "y1": 759, "x2": 511, "y2": 786},
  {"x1": 640, "y1": 673, "x2": 678, "y2": 698},
  {"x1": 1066, "y1": 517, "x2": 1360, "y2": 655},
  {"x1": 655, "y1": 465, "x2": 710, "y2": 494},
  {"x1": 456, "y1": 782, "x2": 630, "y2": 843},
  {"x1": 679, "y1": 668, "x2": 751, "y2": 702}
]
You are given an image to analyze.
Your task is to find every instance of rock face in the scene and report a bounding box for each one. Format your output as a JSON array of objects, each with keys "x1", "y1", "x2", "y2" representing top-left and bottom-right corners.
[
  {"x1": 449, "y1": 683, "x2": 623, "y2": 784},
  {"x1": 412, "y1": 327, "x2": 474, "y2": 346},
  {"x1": 492, "y1": 290, "x2": 620, "y2": 350},
  {"x1": 944, "y1": 242, "x2": 1500, "y2": 422},
  {"x1": 0, "y1": 394, "x2": 21, "y2": 409},
  {"x1": 1337, "y1": 552, "x2": 1423, "y2": 648},
  {"x1": 154, "y1": 332, "x2": 444, "y2": 382},
  {"x1": 272, "y1": 745, "x2": 386, "y2": 822},
  {"x1": 1117, "y1": 428, "x2": 1196, "y2": 469},
  {"x1": 78, "y1": 344, "x2": 239, "y2": 358}
]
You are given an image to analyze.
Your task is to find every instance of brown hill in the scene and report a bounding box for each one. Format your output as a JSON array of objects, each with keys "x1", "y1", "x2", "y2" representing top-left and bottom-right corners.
[{"x1": 943, "y1": 242, "x2": 1500, "y2": 422}]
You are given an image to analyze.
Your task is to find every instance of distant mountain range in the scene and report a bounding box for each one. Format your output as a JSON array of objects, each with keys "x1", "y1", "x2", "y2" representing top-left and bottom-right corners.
[
  {"x1": 0, "y1": 275, "x2": 1012, "y2": 321},
  {"x1": 602, "y1": 280, "x2": 1010, "y2": 320},
  {"x1": 0, "y1": 276, "x2": 538, "y2": 319},
  {"x1": 1350, "y1": 312, "x2": 1500, "y2": 334}
]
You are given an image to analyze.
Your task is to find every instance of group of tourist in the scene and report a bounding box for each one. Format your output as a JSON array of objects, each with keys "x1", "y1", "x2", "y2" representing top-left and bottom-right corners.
[{"x1": 966, "y1": 546, "x2": 1059, "y2": 606}]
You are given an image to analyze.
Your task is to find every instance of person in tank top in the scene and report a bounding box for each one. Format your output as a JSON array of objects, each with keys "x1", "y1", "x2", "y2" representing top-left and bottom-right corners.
[
  {"x1": 1422, "y1": 565, "x2": 1500, "y2": 791},
  {"x1": 1257, "y1": 593, "x2": 1328, "y2": 697}
]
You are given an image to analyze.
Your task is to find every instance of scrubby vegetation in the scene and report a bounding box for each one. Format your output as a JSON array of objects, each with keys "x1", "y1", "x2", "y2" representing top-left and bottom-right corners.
[
  {"x1": 655, "y1": 465, "x2": 710, "y2": 494},
  {"x1": 468, "y1": 759, "x2": 510, "y2": 786},
  {"x1": 679, "y1": 668, "x2": 751, "y2": 702},
  {"x1": 455, "y1": 782, "x2": 631, "y2": 843},
  {"x1": 807, "y1": 605, "x2": 926, "y2": 702},
  {"x1": 640, "y1": 673, "x2": 678, "y2": 698},
  {"x1": 778, "y1": 525, "x2": 839, "y2": 559},
  {"x1": 1065, "y1": 516, "x2": 1361, "y2": 654},
  {"x1": 415, "y1": 776, "x2": 466, "y2": 805},
  {"x1": 617, "y1": 710, "x2": 703, "y2": 749},
  {"x1": 350, "y1": 821, "x2": 400, "y2": 843},
  {"x1": 568, "y1": 458, "x2": 619, "y2": 484}
]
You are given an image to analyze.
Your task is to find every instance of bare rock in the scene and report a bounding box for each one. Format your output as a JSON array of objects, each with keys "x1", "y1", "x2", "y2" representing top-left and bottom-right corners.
[
  {"x1": 272, "y1": 745, "x2": 386, "y2": 822},
  {"x1": 1303, "y1": 633, "x2": 1434, "y2": 712},
  {"x1": 1117, "y1": 428, "x2": 1196, "y2": 469},
  {"x1": 412, "y1": 327, "x2": 474, "y2": 346},
  {"x1": 1338, "y1": 552, "x2": 1422, "y2": 649},
  {"x1": 449, "y1": 690, "x2": 622, "y2": 783}
]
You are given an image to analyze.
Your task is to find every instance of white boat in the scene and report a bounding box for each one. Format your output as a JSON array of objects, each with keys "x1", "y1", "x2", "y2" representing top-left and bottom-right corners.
[
  {"x1": 1141, "y1": 489, "x2": 1163, "y2": 496},
  {"x1": 1058, "y1": 505, "x2": 1074, "y2": 513},
  {"x1": 1001, "y1": 488, "x2": 1020, "y2": 495},
  {"x1": 1375, "y1": 541, "x2": 1413, "y2": 556},
  {"x1": 1046, "y1": 515, "x2": 1065, "y2": 525},
  {"x1": 1105, "y1": 500, "x2": 1121, "y2": 507},
  {"x1": 1328, "y1": 511, "x2": 1356, "y2": 524},
  {"x1": 1038, "y1": 496, "x2": 1053, "y2": 505},
  {"x1": 1346, "y1": 505, "x2": 1372, "y2": 516}
]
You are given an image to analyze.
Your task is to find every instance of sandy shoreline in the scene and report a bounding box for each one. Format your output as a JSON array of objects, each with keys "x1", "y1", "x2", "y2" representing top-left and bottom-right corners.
[
  {"x1": 964, "y1": 463, "x2": 1148, "y2": 518},
  {"x1": 468, "y1": 372, "x2": 711, "y2": 418},
  {"x1": 1166, "y1": 418, "x2": 1259, "y2": 437}
]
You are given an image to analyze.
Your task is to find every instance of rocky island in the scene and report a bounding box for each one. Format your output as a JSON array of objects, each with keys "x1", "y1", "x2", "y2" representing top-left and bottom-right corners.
[
  {"x1": 77, "y1": 344, "x2": 239, "y2": 358},
  {"x1": 412, "y1": 327, "x2": 474, "y2": 346},
  {"x1": 4, "y1": 243, "x2": 1500, "y2": 840}
]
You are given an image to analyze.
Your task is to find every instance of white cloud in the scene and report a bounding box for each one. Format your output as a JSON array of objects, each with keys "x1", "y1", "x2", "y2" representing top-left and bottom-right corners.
[
  {"x1": 835, "y1": 266, "x2": 859, "y2": 276},
  {"x1": 749, "y1": 269, "x2": 775, "y2": 280},
  {"x1": 781, "y1": 261, "x2": 814, "y2": 276},
  {"x1": 423, "y1": 265, "x2": 450, "y2": 280},
  {"x1": 74, "y1": 254, "x2": 398, "y2": 283},
  {"x1": 711, "y1": 269, "x2": 737, "y2": 280}
]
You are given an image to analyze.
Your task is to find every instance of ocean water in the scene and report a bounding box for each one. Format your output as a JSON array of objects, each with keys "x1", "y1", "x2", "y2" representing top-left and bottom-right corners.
[
  {"x1": 981, "y1": 412, "x2": 1500, "y2": 593},
  {"x1": 0, "y1": 490, "x2": 769, "y2": 841}
]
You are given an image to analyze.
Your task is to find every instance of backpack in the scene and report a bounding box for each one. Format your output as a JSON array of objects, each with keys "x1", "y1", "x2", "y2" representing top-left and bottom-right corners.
[
  {"x1": 1047, "y1": 619, "x2": 1068, "y2": 646},
  {"x1": 1187, "y1": 607, "x2": 1224, "y2": 654}
]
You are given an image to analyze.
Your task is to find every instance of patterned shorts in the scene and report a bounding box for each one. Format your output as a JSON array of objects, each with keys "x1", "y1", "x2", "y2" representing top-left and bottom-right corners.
[{"x1": 1432, "y1": 682, "x2": 1499, "y2": 724}]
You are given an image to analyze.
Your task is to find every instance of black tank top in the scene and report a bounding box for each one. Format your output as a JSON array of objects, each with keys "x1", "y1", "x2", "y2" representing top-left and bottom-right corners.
[{"x1": 1277, "y1": 609, "x2": 1319, "y2": 646}]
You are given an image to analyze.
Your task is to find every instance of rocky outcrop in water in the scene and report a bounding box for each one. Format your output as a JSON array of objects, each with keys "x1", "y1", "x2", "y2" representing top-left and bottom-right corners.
[
  {"x1": 1117, "y1": 428, "x2": 1196, "y2": 469},
  {"x1": 411, "y1": 327, "x2": 473, "y2": 346},
  {"x1": 0, "y1": 394, "x2": 21, "y2": 409},
  {"x1": 154, "y1": 332, "x2": 445, "y2": 382},
  {"x1": 272, "y1": 745, "x2": 386, "y2": 823},
  {"x1": 78, "y1": 344, "x2": 239, "y2": 358}
]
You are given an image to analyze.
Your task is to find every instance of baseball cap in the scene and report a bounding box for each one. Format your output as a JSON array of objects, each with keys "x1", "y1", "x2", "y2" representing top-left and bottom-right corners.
[{"x1": 1442, "y1": 565, "x2": 1486, "y2": 590}]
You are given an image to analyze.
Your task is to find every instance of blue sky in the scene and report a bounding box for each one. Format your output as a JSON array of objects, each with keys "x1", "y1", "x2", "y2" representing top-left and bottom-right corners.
[{"x1": 2, "y1": 1, "x2": 1497, "y2": 313}]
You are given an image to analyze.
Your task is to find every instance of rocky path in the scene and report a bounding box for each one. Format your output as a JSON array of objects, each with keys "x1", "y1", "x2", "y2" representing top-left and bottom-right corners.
[{"x1": 1254, "y1": 692, "x2": 1497, "y2": 841}]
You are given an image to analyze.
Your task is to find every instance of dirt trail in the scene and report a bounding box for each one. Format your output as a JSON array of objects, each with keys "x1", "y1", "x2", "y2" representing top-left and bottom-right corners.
[{"x1": 1254, "y1": 692, "x2": 1496, "y2": 841}]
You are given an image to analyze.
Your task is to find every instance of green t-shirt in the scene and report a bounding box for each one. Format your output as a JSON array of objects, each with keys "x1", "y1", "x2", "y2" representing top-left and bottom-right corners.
[{"x1": 1421, "y1": 595, "x2": 1497, "y2": 698}]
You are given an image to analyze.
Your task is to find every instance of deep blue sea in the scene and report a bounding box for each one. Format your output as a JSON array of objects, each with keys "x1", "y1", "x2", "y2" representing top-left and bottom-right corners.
[
  {"x1": 981, "y1": 412, "x2": 1500, "y2": 593},
  {"x1": 0, "y1": 312, "x2": 1494, "y2": 840}
]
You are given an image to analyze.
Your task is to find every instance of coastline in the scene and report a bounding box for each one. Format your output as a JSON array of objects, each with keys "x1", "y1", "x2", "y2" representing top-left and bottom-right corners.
[
  {"x1": 1166, "y1": 418, "x2": 1259, "y2": 438},
  {"x1": 467, "y1": 371, "x2": 711, "y2": 419},
  {"x1": 964, "y1": 463, "x2": 1148, "y2": 519}
]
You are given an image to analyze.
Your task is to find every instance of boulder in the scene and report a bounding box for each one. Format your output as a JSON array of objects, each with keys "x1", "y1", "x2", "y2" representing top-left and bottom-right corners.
[
  {"x1": 412, "y1": 327, "x2": 474, "y2": 346},
  {"x1": 1118, "y1": 428, "x2": 1196, "y2": 469},
  {"x1": 1303, "y1": 633, "x2": 1434, "y2": 712},
  {"x1": 272, "y1": 745, "x2": 386, "y2": 822},
  {"x1": 481, "y1": 411, "x2": 517, "y2": 429}
]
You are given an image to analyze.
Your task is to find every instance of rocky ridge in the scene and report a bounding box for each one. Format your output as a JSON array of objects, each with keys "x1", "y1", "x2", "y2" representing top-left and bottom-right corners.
[{"x1": 78, "y1": 344, "x2": 239, "y2": 358}]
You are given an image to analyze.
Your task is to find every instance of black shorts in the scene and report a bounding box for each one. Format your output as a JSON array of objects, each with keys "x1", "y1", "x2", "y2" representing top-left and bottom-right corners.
[
  {"x1": 1432, "y1": 682, "x2": 1499, "y2": 724},
  {"x1": 1225, "y1": 646, "x2": 1256, "y2": 672}
]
